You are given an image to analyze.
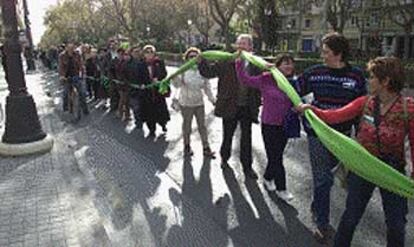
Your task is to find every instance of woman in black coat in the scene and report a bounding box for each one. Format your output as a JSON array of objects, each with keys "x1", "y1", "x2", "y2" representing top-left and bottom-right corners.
[{"x1": 142, "y1": 45, "x2": 170, "y2": 136}]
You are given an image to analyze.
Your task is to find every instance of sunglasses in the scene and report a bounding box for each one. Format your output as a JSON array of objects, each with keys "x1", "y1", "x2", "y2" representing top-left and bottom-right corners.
[{"x1": 187, "y1": 53, "x2": 198, "y2": 59}]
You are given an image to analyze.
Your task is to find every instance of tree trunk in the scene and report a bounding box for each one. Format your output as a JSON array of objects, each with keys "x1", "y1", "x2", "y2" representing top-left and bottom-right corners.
[
  {"x1": 224, "y1": 26, "x2": 231, "y2": 51},
  {"x1": 404, "y1": 32, "x2": 410, "y2": 59}
]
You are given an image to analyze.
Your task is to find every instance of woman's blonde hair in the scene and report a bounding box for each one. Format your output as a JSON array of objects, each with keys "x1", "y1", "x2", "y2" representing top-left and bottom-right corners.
[
  {"x1": 143, "y1": 45, "x2": 156, "y2": 53},
  {"x1": 183, "y1": 47, "x2": 201, "y2": 60}
]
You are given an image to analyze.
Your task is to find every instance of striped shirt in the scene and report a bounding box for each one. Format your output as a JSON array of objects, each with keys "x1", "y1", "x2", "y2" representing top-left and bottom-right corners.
[{"x1": 298, "y1": 64, "x2": 367, "y2": 135}]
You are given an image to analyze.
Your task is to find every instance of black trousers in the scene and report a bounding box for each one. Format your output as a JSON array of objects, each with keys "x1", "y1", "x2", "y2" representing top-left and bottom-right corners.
[
  {"x1": 262, "y1": 124, "x2": 288, "y2": 190},
  {"x1": 220, "y1": 106, "x2": 253, "y2": 171}
]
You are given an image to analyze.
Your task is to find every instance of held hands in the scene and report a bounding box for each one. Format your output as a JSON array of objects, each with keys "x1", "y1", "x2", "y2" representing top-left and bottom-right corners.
[
  {"x1": 294, "y1": 103, "x2": 313, "y2": 114},
  {"x1": 59, "y1": 76, "x2": 67, "y2": 83},
  {"x1": 235, "y1": 50, "x2": 242, "y2": 62}
]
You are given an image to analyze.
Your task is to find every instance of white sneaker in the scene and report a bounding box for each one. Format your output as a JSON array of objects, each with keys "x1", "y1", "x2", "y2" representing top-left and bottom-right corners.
[
  {"x1": 264, "y1": 180, "x2": 276, "y2": 191},
  {"x1": 276, "y1": 190, "x2": 294, "y2": 201}
]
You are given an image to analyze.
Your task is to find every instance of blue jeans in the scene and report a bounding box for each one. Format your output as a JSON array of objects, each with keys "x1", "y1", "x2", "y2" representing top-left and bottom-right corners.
[
  {"x1": 308, "y1": 135, "x2": 337, "y2": 228},
  {"x1": 334, "y1": 173, "x2": 408, "y2": 247},
  {"x1": 63, "y1": 76, "x2": 88, "y2": 113}
]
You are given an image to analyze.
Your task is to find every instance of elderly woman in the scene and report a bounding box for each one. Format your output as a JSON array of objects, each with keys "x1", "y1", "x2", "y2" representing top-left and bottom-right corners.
[
  {"x1": 297, "y1": 56, "x2": 414, "y2": 247},
  {"x1": 235, "y1": 53, "x2": 300, "y2": 201},
  {"x1": 142, "y1": 45, "x2": 170, "y2": 136},
  {"x1": 172, "y1": 47, "x2": 216, "y2": 158}
]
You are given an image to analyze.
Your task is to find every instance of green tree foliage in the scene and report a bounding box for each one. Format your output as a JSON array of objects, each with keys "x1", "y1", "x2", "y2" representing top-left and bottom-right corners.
[
  {"x1": 40, "y1": 0, "x2": 209, "y2": 49},
  {"x1": 40, "y1": 0, "x2": 119, "y2": 48}
]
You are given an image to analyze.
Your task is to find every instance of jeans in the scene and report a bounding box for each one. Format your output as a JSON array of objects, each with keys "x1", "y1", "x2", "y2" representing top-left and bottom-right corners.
[
  {"x1": 63, "y1": 76, "x2": 88, "y2": 113},
  {"x1": 129, "y1": 93, "x2": 142, "y2": 127},
  {"x1": 262, "y1": 124, "x2": 288, "y2": 190},
  {"x1": 220, "y1": 106, "x2": 253, "y2": 171},
  {"x1": 308, "y1": 135, "x2": 337, "y2": 228},
  {"x1": 334, "y1": 173, "x2": 408, "y2": 247}
]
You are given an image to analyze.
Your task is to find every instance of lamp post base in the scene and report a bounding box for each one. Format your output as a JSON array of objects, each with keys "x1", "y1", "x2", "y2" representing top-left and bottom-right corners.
[
  {"x1": 0, "y1": 134, "x2": 53, "y2": 156},
  {"x1": 2, "y1": 94, "x2": 47, "y2": 144}
]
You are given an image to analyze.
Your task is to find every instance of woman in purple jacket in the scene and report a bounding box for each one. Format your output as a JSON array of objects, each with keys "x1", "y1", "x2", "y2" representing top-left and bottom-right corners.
[{"x1": 236, "y1": 54, "x2": 298, "y2": 201}]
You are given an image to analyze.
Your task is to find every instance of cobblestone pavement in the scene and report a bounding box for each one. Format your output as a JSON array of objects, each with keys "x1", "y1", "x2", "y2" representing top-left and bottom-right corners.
[{"x1": 0, "y1": 67, "x2": 413, "y2": 247}]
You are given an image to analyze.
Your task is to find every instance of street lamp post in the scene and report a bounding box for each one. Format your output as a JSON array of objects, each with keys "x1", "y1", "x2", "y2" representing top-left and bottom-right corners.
[
  {"x1": 286, "y1": 22, "x2": 292, "y2": 52},
  {"x1": 146, "y1": 26, "x2": 151, "y2": 40},
  {"x1": 187, "y1": 19, "x2": 192, "y2": 47},
  {"x1": 0, "y1": 0, "x2": 53, "y2": 156},
  {"x1": 22, "y1": 0, "x2": 36, "y2": 71}
]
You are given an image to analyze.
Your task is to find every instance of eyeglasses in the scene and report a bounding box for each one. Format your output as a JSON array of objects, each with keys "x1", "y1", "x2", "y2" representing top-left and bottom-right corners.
[{"x1": 187, "y1": 53, "x2": 198, "y2": 59}]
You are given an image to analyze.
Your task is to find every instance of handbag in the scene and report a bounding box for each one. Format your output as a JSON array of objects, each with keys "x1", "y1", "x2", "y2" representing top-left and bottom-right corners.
[{"x1": 283, "y1": 108, "x2": 301, "y2": 138}]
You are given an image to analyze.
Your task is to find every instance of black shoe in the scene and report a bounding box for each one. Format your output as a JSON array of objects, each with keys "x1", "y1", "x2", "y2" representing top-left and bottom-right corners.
[
  {"x1": 83, "y1": 109, "x2": 89, "y2": 115},
  {"x1": 221, "y1": 161, "x2": 230, "y2": 169},
  {"x1": 149, "y1": 131, "x2": 156, "y2": 137},
  {"x1": 244, "y1": 169, "x2": 258, "y2": 180},
  {"x1": 162, "y1": 125, "x2": 167, "y2": 132},
  {"x1": 184, "y1": 145, "x2": 193, "y2": 156},
  {"x1": 313, "y1": 225, "x2": 336, "y2": 244},
  {"x1": 203, "y1": 147, "x2": 216, "y2": 159}
]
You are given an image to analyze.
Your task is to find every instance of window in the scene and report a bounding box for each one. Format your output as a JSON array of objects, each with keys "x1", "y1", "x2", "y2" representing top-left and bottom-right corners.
[
  {"x1": 305, "y1": 19, "x2": 311, "y2": 28},
  {"x1": 302, "y1": 39, "x2": 313, "y2": 52},
  {"x1": 291, "y1": 19, "x2": 296, "y2": 28}
]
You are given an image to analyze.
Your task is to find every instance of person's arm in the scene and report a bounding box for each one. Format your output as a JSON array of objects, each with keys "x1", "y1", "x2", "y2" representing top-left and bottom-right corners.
[
  {"x1": 407, "y1": 100, "x2": 414, "y2": 179},
  {"x1": 198, "y1": 59, "x2": 219, "y2": 79},
  {"x1": 171, "y1": 74, "x2": 184, "y2": 88},
  {"x1": 312, "y1": 96, "x2": 367, "y2": 124},
  {"x1": 235, "y1": 59, "x2": 270, "y2": 89},
  {"x1": 202, "y1": 79, "x2": 216, "y2": 105},
  {"x1": 157, "y1": 59, "x2": 167, "y2": 80},
  {"x1": 58, "y1": 54, "x2": 65, "y2": 78},
  {"x1": 297, "y1": 69, "x2": 312, "y2": 97}
]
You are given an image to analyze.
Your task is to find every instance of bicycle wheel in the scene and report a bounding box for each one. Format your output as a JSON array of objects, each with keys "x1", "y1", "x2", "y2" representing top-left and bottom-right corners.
[
  {"x1": 72, "y1": 88, "x2": 81, "y2": 122},
  {"x1": 0, "y1": 103, "x2": 4, "y2": 127}
]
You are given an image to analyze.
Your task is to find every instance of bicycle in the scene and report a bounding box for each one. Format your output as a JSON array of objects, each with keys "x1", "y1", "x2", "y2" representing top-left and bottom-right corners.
[
  {"x1": 61, "y1": 76, "x2": 82, "y2": 123},
  {"x1": 0, "y1": 102, "x2": 4, "y2": 128}
]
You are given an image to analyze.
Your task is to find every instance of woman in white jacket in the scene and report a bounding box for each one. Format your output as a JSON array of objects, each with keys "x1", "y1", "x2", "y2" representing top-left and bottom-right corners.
[{"x1": 172, "y1": 47, "x2": 216, "y2": 158}]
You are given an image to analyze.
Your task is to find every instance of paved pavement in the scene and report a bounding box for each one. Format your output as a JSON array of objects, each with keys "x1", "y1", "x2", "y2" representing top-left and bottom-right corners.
[{"x1": 0, "y1": 66, "x2": 413, "y2": 247}]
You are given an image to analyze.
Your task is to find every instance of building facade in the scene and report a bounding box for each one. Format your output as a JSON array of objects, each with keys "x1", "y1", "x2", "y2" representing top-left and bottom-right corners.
[{"x1": 274, "y1": 0, "x2": 414, "y2": 59}]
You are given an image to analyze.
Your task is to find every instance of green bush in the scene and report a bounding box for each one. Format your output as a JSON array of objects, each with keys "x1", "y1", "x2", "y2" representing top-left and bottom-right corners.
[{"x1": 157, "y1": 50, "x2": 414, "y2": 88}]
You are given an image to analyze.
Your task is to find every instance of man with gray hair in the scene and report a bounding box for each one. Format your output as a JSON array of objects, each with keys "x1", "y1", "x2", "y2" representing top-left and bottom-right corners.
[{"x1": 198, "y1": 34, "x2": 261, "y2": 179}]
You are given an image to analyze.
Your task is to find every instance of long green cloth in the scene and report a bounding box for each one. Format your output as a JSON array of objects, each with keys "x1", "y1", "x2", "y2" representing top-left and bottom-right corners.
[
  {"x1": 169, "y1": 50, "x2": 414, "y2": 198},
  {"x1": 239, "y1": 51, "x2": 414, "y2": 198},
  {"x1": 96, "y1": 50, "x2": 414, "y2": 198}
]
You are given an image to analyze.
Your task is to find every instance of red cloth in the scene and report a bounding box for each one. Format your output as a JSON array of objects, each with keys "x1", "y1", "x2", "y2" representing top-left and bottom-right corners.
[{"x1": 313, "y1": 95, "x2": 414, "y2": 177}]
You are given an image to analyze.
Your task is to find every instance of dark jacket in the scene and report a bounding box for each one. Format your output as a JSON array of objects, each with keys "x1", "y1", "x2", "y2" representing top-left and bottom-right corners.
[
  {"x1": 126, "y1": 58, "x2": 150, "y2": 96},
  {"x1": 198, "y1": 59, "x2": 261, "y2": 122},
  {"x1": 85, "y1": 57, "x2": 98, "y2": 77},
  {"x1": 58, "y1": 51, "x2": 82, "y2": 77},
  {"x1": 144, "y1": 57, "x2": 170, "y2": 124}
]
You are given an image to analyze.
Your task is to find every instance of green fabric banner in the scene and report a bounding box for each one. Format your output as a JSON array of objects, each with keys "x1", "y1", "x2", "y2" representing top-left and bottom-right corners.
[
  {"x1": 239, "y1": 51, "x2": 414, "y2": 198},
  {"x1": 94, "y1": 49, "x2": 414, "y2": 198}
]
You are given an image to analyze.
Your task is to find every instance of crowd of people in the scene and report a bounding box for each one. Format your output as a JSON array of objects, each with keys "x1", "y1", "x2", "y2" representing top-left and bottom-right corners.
[{"x1": 48, "y1": 32, "x2": 413, "y2": 246}]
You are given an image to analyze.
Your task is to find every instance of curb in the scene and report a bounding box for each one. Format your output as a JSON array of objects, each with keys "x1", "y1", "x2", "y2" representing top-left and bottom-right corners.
[{"x1": 0, "y1": 134, "x2": 54, "y2": 156}]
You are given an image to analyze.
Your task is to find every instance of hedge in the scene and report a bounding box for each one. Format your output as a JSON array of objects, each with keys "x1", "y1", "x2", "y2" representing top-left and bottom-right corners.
[{"x1": 158, "y1": 52, "x2": 414, "y2": 88}]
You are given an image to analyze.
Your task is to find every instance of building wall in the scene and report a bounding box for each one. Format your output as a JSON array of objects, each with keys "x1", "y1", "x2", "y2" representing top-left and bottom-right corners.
[{"x1": 274, "y1": 1, "x2": 414, "y2": 58}]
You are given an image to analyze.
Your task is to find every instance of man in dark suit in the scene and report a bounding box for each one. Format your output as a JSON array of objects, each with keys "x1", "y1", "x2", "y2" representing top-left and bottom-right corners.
[{"x1": 198, "y1": 34, "x2": 261, "y2": 180}]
